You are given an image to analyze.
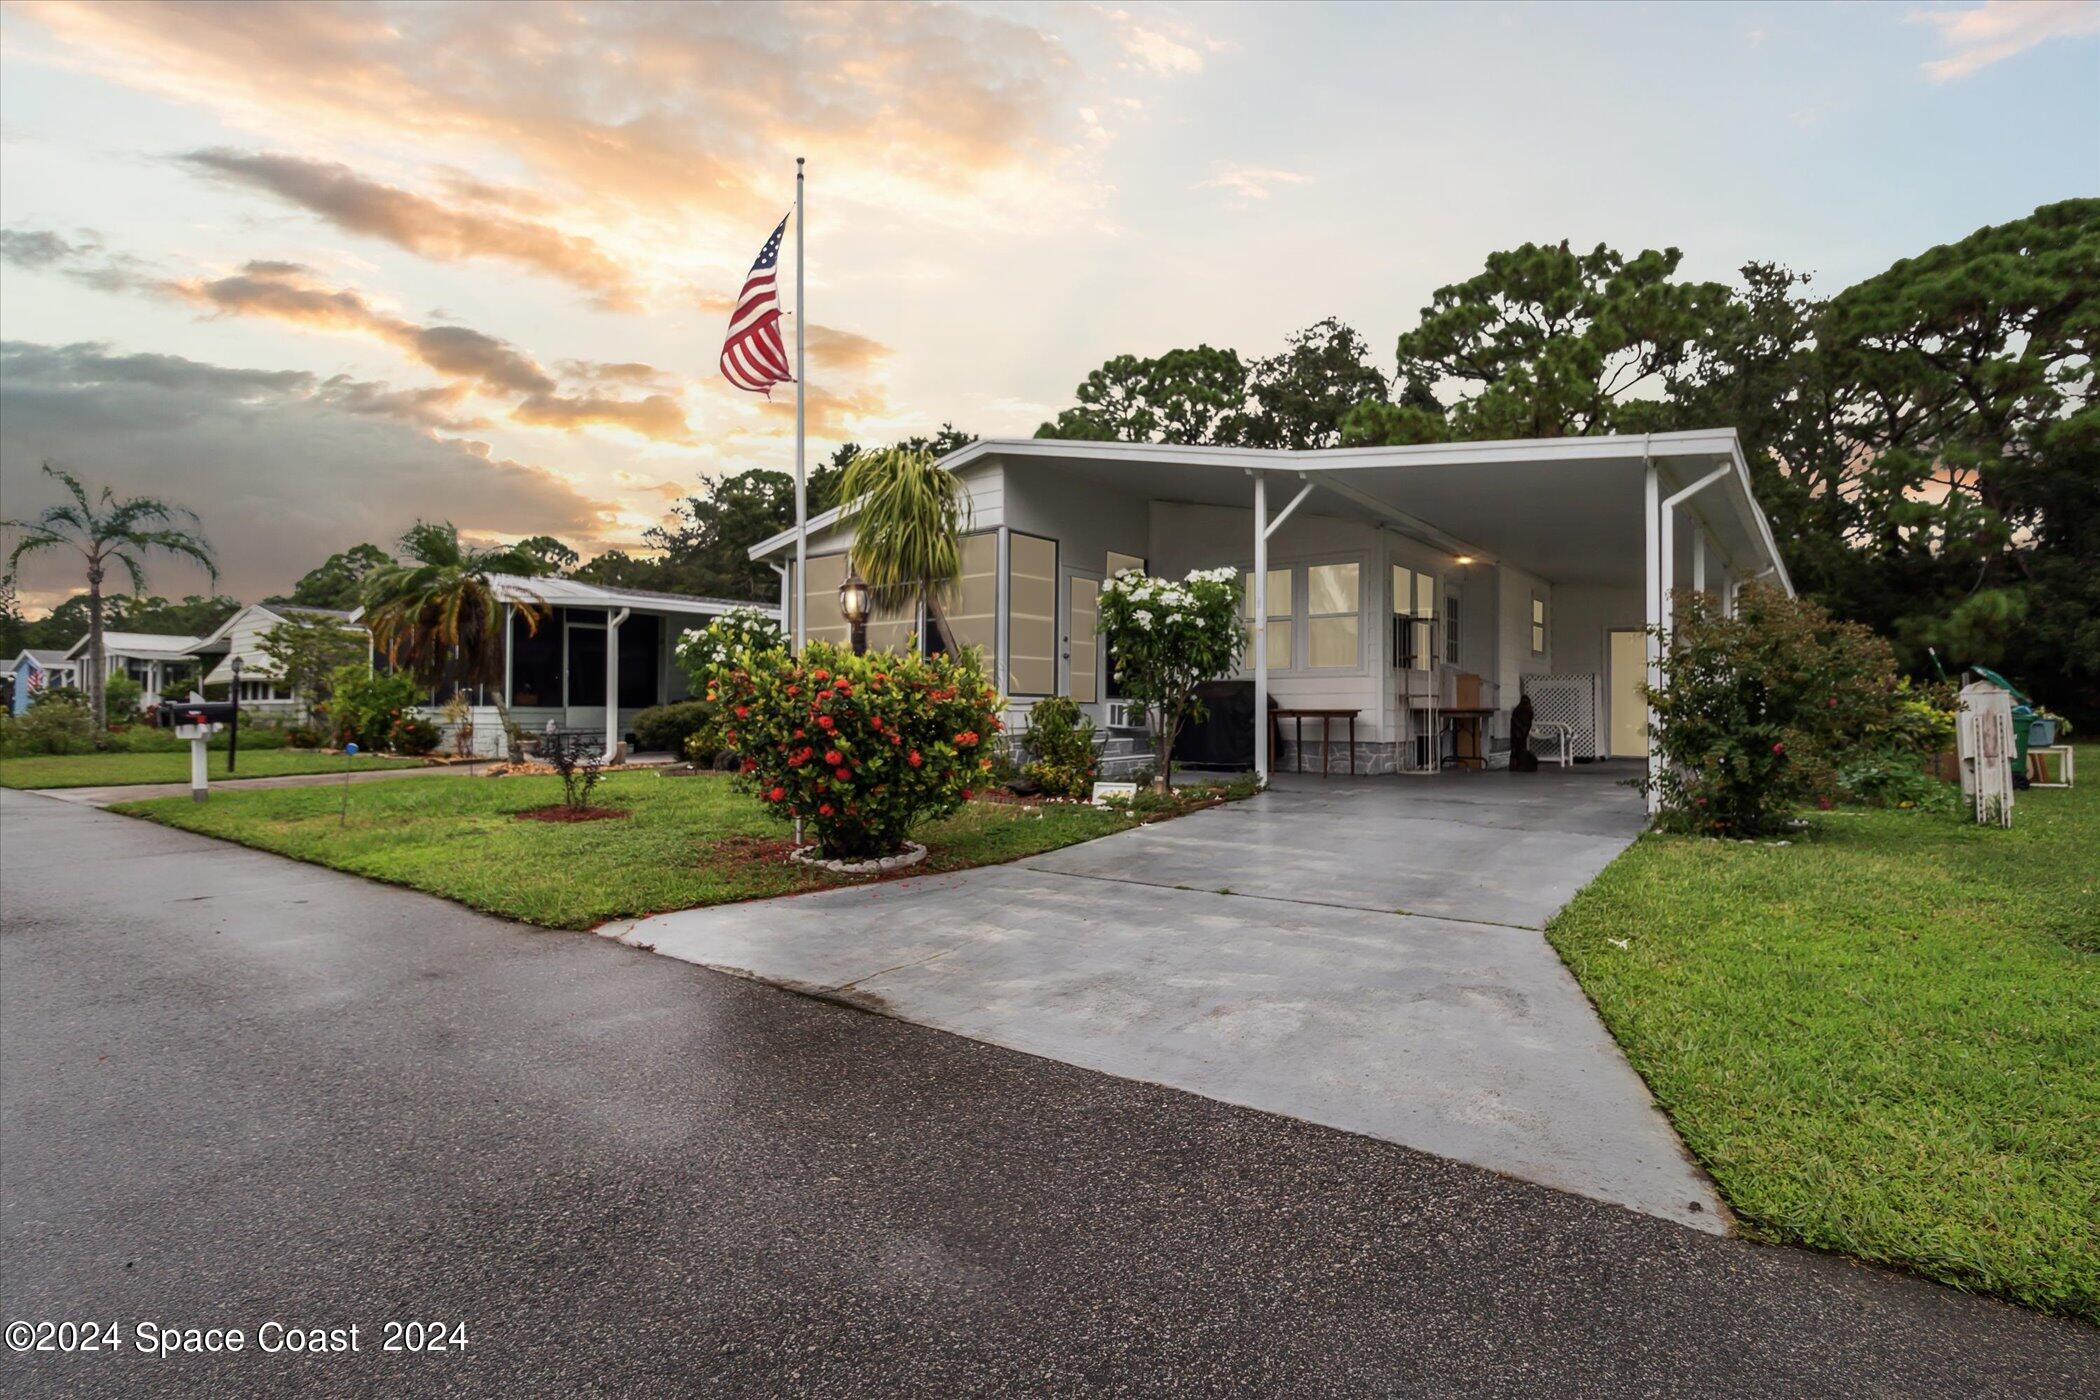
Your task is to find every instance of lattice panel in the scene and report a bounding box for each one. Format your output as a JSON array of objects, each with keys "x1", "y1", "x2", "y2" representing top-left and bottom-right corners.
[{"x1": 1522, "y1": 672, "x2": 1600, "y2": 759}]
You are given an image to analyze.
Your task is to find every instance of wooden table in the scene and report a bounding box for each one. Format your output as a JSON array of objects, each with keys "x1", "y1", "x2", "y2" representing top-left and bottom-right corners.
[{"x1": 1272, "y1": 707, "x2": 1361, "y2": 776}]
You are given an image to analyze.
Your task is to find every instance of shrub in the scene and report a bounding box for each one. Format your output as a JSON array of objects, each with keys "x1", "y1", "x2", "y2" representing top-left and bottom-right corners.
[
  {"x1": 1097, "y1": 566, "x2": 1244, "y2": 792},
  {"x1": 1021, "y1": 695, "x2": 1097, "y2": 799},
  {"x1": 674, "y1": 608, "x2": 784, "y2": 755},
  {"x1": 386, "y1": 713, "x2": 441, "y2": 756},
  {"x1": 633, "y1": 700, "x2": 715, "y2": 758},
  {"x1": 711, "y1": 640, "x2": 1002, "y2": 860},
  {"x1": 285, "y1": 724, "x2": 324, "y2": 750},
  {"x1": 103, "y1": 671, "x2": 145, "y2": 717},
  {"x1": 321, "y1": 664, "x2": 424, "y2": 751},
  {"x1": 2, "y1": 692, "x2": 96, "y2": 755},
  {"x1": 1646, "y1": 583, "x2": 1928, "y2": 836},
  {"x1": 675, "y1": 607, "x2": 785, "y2": 690},
  {"x1": 539, "y1": 730, "x2": 606, "y2": 811}
]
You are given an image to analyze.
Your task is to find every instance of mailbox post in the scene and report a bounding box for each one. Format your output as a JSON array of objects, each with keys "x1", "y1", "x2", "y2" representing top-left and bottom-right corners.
[{"x1": 158, "y1": 698, "x2": 240, "y2": 802}]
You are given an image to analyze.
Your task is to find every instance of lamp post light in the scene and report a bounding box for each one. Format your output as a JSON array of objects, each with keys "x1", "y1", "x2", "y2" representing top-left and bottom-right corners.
[
  {"x1": 838, "y1": 570, "x2": 872, "y2": 656},
  {"x1": 227, "y1": 654, "x2": 242, "y2": 774}
]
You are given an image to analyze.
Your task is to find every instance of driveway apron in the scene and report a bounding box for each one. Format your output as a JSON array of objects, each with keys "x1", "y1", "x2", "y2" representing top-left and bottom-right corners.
[{"x1": 608, "y1": 764, "x2": 1727, "y2": 1231}]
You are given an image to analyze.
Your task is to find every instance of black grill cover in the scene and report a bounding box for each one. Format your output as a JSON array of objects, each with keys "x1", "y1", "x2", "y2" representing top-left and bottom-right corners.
[{"x1": 1171, "y1": 680, "x2": 1271, "y2": 769}]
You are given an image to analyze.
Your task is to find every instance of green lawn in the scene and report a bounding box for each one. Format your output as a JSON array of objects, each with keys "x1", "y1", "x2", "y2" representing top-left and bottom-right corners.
[
  {"x1": 115, "y1": 770, "x2": 1141, "y2": 929},
  {"x1": 1548, "y1": 750, "x2": 2098, "y2": 1321},
  {"x1": 2, "y1": 749, "x2": 426, "y2": 789}
]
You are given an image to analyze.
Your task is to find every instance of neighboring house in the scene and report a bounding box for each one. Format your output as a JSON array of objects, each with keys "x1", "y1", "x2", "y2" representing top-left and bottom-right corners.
[
  {"x1": 189, "y1": 602, "x2": 362, "y2": 717},
  {"x1": 8, "y1": 649, "x2": 80, "y2": 715},
  {"x1": 750, "y1": 430, "x2": 1793, "y2": 808},
  {"x1": 62, "y1": 630, "x2": 206, "y2": 710},
  {"x1": 397, "y1": 574, "x2": 774, "y2": 757}
]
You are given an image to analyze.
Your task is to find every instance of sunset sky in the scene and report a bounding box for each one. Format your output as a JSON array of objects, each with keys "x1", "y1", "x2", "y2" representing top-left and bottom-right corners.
[{"x1": 2, "y1": 0, "x2": 2095, "y2": 608}]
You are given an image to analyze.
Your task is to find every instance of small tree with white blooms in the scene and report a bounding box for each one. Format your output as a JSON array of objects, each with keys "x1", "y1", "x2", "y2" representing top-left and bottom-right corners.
[
  {"x1": 1096, "y1": 566, "x2": 1245, "y2": 792},
  {"x1": 674, "y1": 606, "x2": 785, "y2": 691}
]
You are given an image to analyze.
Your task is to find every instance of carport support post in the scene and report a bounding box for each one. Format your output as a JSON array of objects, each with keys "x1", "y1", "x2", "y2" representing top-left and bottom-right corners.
[
  {"x1": 1644, "y1": 462, "x2": 1663, "y2": 815},
  {"x1": 604, "y1": 606, "x2": 630, "y2": 762},
  {"x1": 1253, "y1": 472, "x2": 1269, "y2": 783}
]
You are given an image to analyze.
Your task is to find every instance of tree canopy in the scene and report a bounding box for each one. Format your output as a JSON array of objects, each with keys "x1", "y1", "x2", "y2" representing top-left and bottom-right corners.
[{"x1": 1030, "y1": 200, "x2": 2098, "y2": 720}]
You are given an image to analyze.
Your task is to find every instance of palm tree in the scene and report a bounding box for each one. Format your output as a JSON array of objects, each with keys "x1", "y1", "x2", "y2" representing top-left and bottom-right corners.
[
  {"x1": 2, "y1": 464, "x2": 217, "y2": 728},
  {"x1": 359, "y1": 523, "x2": 547, "y2": 735},
  {"x1": 838, "y1": 446, "x2": 970, "y2": 654}
]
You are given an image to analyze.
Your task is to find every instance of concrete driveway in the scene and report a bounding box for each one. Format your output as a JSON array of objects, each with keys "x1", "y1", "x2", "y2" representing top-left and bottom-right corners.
[{"x1": 609, "y1": 763, "x2": 1727, "y2": 1231}]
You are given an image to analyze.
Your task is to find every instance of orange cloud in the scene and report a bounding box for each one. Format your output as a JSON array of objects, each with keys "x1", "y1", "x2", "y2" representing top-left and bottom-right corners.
[
  {"x1": 181, "y1": 149, "x2": 643, "y2": 308},
  {"x1": 9, "y1": 0, "x2": 1168, "y2": 235},
  {"x1": 166, "y1": 262, "x2": 691, "y2": 441}
]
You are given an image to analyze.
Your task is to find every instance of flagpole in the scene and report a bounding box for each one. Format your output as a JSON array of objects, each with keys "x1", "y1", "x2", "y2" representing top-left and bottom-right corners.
[{"x1": 793, "y1": 155, "x2": 807, "y2": 657}]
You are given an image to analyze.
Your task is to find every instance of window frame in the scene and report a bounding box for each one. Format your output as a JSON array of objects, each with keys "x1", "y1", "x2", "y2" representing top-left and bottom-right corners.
[{"x1": 1304, "y1": 559, "x2": 1363, "y2": 671}]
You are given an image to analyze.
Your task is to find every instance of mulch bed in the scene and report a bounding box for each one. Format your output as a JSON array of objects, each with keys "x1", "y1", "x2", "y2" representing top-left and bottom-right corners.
[{"x1": 515, "y1": 804, "x2": 631, "y2": 823}]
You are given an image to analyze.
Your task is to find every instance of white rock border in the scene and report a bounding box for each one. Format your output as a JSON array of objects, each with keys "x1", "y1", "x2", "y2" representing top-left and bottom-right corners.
[{"x1": 790, "y1": 841, "x2": 928, "y2": 875}]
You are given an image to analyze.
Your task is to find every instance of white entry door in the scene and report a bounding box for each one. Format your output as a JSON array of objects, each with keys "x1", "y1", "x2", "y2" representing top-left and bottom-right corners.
[
  {"x1": 1061, "y1": 570, "x2": 1102, "y2": 705},
  {"x1": 1607, "y1": 629, "x2": 1648, "y2": 758}
]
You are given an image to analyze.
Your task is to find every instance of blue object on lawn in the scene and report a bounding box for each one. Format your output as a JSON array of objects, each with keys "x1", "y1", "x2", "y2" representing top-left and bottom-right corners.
[{"x1": 345, "y1": 742, "x2": 359, "y2": 755}]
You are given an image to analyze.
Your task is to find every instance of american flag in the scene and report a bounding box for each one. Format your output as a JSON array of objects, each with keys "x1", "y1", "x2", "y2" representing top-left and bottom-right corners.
[{"x1": 720, "y1": 213, "x2": 794, "y2": 395}]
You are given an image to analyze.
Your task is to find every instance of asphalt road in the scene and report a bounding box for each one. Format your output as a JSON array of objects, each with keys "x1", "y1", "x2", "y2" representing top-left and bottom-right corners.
[{"x1": 2, "y1": 789, "x2": 2094, "y2": 1396}]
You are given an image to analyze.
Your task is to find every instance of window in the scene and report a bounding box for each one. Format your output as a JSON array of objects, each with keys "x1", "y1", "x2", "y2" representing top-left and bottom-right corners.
[
  {"x1": 1007, "y1": 532, "x2": 1057, "y2": 695},
  {"x1": 617, "y1": 614, "x2": 661, "y2": 708},
  {"x1": 1391, "y1": 565, "x2": 1436, "y2": 671},
  {"x1": 948, "y1": 532, "x2": 998, "y2": 659},
  {"x1": 1531, "y1": 592, "x2": 1547, "y2": 654},
  {"x1": 566, "y1": 619, "x2": 606, "y2": 707},
  {"x1": 1306, "y1": 562, "x2": 1360, "y2": 668},
  {"x1": 510, "y1": 608, "x2": 562, "y2": 707},
  {"x1": 1243, "y1": 567, "x2": 1294, "y2": 670},
  {"x1": 1445, "y1": 593, "x2": 1460, "y2": 663}
]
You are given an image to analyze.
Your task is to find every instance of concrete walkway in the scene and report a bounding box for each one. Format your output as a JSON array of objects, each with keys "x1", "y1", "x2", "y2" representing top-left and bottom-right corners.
[{"x1": 608, "y1": 764, "x2": 1728, "y2": 1231}]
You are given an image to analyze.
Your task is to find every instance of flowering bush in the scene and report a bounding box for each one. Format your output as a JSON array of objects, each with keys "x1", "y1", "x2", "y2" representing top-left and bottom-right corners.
[
  {"x1": 675, "y1": 606, "x2": 784, "y2": 687},
  {"x1": 385, "y1": 713, "x2": 441, "y2": 756},
  {"x1": 711, "y1": 640, "x2": 1002, "y2": 859},
  {"x1": 1097, "y1": 566, "x2": 1244, "y2": 791},
  {"x1": 1646, "y1": 583, "x2": 1938, "y2": 835}
]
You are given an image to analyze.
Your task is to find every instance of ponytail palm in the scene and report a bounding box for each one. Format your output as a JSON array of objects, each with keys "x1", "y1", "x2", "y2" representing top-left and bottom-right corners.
[
  {"x1": 359, "y1": 521, "x2": 545, "y2": 714},
  {"x1": 838, "y1": 446, "x2": 970, "y2": 653},
  {"x1": 3, "y1": 464, "x2": 217, "y2": 728}
]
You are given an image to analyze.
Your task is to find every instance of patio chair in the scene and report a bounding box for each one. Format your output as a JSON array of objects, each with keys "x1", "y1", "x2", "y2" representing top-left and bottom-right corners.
[{"x1": 1527, "y1": 720, "x2": 1573, "y2": 768}]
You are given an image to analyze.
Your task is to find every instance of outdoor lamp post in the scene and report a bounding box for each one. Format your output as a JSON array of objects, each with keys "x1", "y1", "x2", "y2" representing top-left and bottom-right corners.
[
  {"x1": 838, "y1": 570, "x2": 872, "y2": 656},
  {"x1": 227, "y1": 654, "x2": 242, "y2": 774}
]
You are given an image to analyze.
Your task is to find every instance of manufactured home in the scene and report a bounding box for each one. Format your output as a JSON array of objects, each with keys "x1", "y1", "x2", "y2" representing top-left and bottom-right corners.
[
  {"x1": 409, "y1": 574, "x2": 772, "y2": 757},
  {"x1": 7, "y1": 649, "x2": 79, "y2": 714},
  {"x1": 750, "y1": 431, "x2": 1792, "y2": 805},
  {"x1": 188, "y1": 602, "x2": 362, "y2": 716},
  {"x1": 61, "y1": 630, "x2": 206, "y2": 710}
]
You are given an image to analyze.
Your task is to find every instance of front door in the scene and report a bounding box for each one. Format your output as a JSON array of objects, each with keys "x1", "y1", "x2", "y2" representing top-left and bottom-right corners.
[
  {"x1": 1061, "y1": 570, "x2": 1102, "y2": 705},
  {"x1": 1608, "y1": 629, "x2": 1648, "y2": 758}
]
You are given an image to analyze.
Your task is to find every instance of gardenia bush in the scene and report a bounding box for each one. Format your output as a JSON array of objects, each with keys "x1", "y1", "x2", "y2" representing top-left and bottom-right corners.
[
  {"x1": 711, "y1": 640, "x2": 1002, "y2": 860},
  {"x1": 675, "y1": 606, "x2": 784, "y2": 682},
  {"x1": 1646, "y1": 583, "x2": 1942, "y2": 835},
  {"x1": 1097, "y1": 566, "x2": 1244, "y2": 792}
]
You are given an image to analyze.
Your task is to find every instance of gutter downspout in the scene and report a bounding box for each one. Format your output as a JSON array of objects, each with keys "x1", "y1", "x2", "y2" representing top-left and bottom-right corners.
[
  {"x1": 1252, "y1": 471, "x2": 1269, "y2": 784},
  {"x1": 604, "y1": 606, "x2": 630, "y2": 762}
]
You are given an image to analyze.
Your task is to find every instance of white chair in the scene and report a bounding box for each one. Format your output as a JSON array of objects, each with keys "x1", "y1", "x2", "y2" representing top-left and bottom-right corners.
[{"x1": 1528, "y1": 720, "x2": 1573, "y2": 768}]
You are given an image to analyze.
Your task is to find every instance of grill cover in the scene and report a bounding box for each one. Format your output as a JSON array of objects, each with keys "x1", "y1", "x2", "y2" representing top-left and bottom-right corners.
[{"x1": 1172, "y1": 680, "x2": 1271, "y2": 769}]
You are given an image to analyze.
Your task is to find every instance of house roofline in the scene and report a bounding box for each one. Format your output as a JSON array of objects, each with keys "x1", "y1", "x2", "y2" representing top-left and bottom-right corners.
[{"x1": 748, "y1": 429, "x2": 1793, "y2": 583}]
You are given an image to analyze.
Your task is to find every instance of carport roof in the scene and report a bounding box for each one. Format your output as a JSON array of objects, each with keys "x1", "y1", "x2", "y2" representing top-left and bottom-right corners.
[{"x1": 750, "y1": 429, "x2": 1791, "y2": 592}]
